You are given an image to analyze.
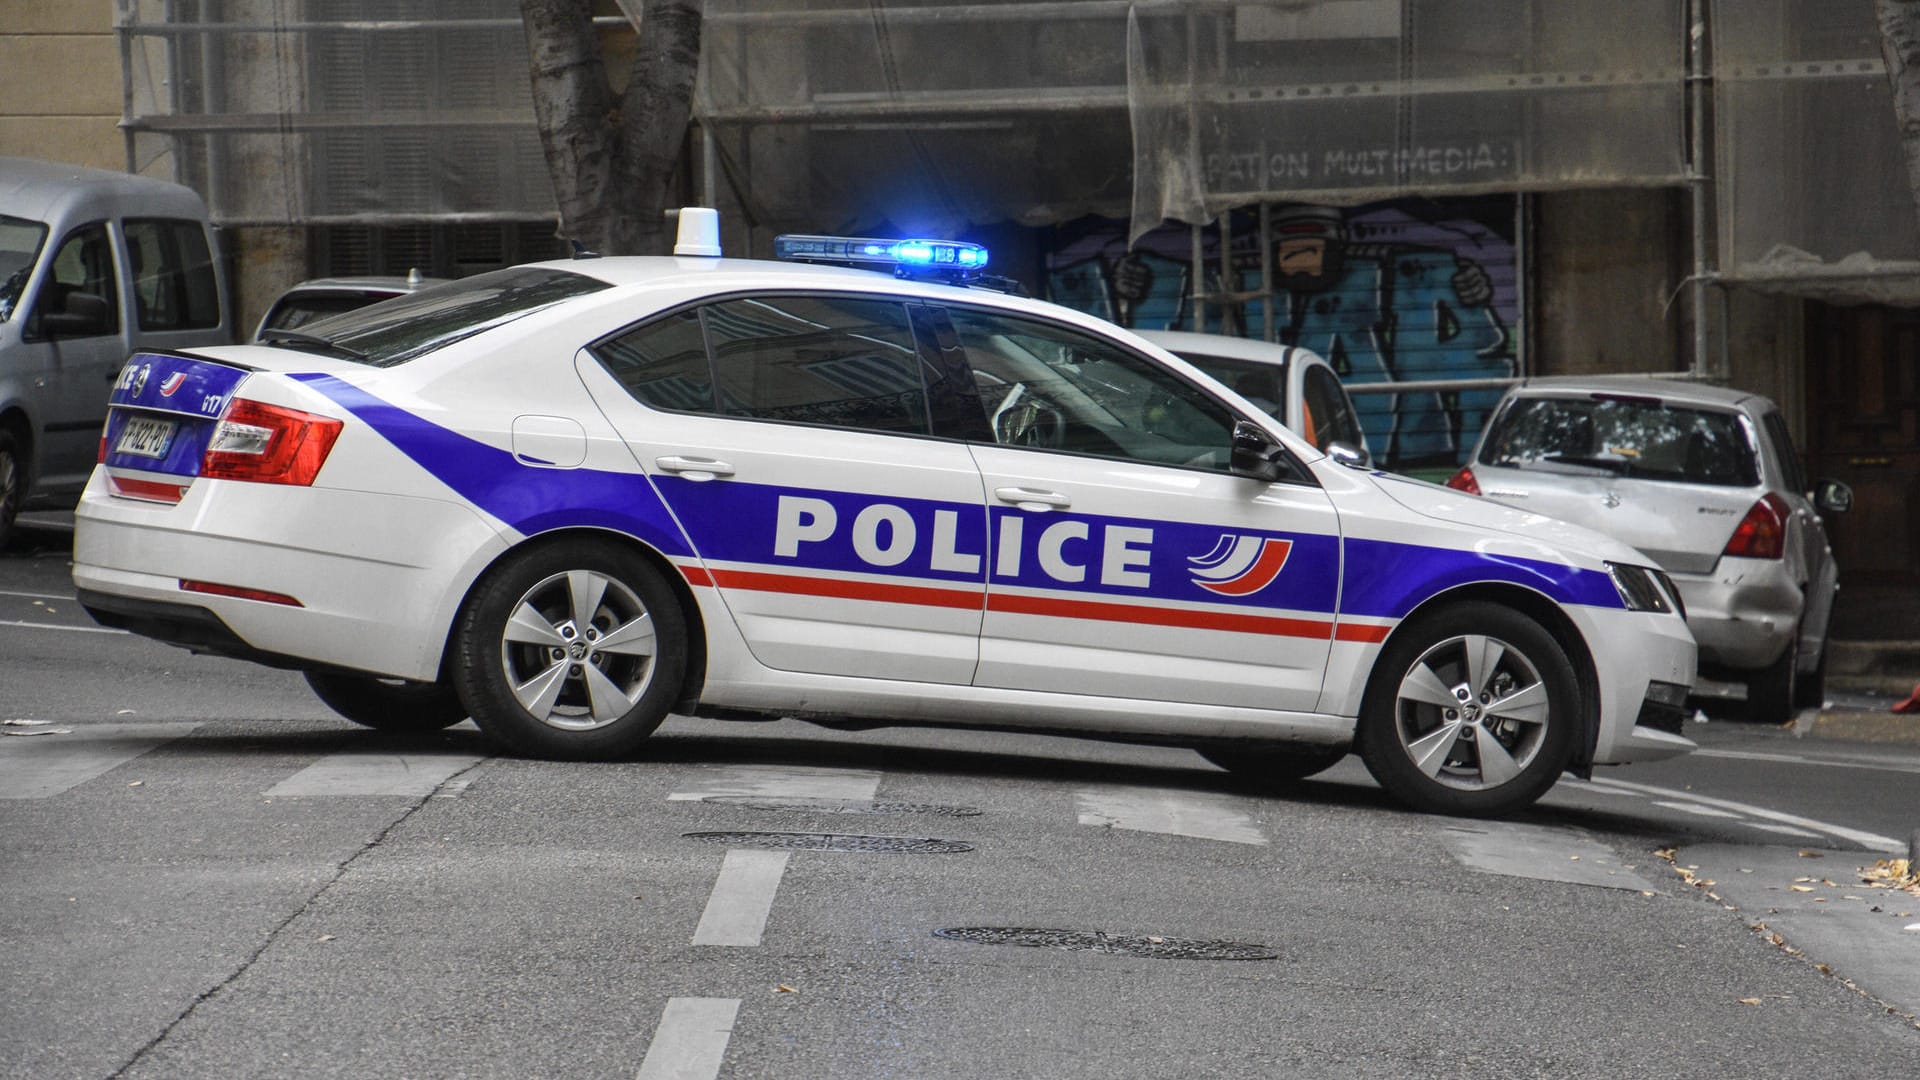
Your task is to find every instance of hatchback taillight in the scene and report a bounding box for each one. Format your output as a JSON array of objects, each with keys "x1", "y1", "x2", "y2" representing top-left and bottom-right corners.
[
  {"x1": 201, "y1": 399, "x2": 343, "y2": 485},
  {"x1": 1723, "y1": 493, "x2": 1789, "y2": 560},
  {"x1": 1445, "y1": 466, "x2": 1481, "y2": 495}
]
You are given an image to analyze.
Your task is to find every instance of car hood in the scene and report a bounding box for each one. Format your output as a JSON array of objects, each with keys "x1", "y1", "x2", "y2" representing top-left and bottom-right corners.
[{"x1": 1368, "y1": 470, "x2": 1656, "y2": 569}]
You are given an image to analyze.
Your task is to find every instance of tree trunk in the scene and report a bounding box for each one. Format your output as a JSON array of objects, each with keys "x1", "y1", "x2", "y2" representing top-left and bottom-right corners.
[
  {"x1": 1877, "y1": 0, "x2": 1920, "y2": 221},
  {"x1": 522, "y1": 0, "x2": 703, "y2": 255}
]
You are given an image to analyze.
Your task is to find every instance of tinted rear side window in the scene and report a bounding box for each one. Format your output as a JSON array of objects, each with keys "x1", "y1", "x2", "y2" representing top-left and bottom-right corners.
[
  {"x1": 704, "y1": 296, "x2": 928, "y2": 434},
  {"x1": 1483, "y1": 395, "x2": 1758, "y2": 487},
  {"x1": 125, "y1": 218, "x2": 221, "y2": 331}
]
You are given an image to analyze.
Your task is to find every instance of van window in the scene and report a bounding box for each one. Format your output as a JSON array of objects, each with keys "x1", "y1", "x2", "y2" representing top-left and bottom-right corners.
[
  {"x1": 0, "y1": 215, "x2": 48, "y2": 322},
  {"x1": 125, "y1": 218, "x2": 221, "y2": 331},
  {"x1": 29, "y1": 222, "x2": 119, "y2": 339}
]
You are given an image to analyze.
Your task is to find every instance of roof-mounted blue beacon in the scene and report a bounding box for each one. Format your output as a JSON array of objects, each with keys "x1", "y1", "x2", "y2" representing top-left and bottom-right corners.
[{"x1": 773, "y1": 234, "x2": 989, "y2": 283}]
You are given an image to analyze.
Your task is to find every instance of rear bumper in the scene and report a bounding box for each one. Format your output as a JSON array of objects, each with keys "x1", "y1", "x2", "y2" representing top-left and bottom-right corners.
[
  {"x1": 1673, "y1": 557, "x2": 1801, "y2": 671},
  {"x1": 71, "y1": 469, "x2": 507, "y2": 680}
]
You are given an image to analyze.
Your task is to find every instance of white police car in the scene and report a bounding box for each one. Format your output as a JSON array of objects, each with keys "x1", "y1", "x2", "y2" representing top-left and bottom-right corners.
[{"x1": 72, "y1": 212, "x2": 1696, "y2": 816}]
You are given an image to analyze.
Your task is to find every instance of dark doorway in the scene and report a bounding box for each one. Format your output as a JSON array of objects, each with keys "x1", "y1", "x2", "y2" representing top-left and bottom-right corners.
[{"x1": 1805, "y1": 301, "x2": 1920, "y2": 640}]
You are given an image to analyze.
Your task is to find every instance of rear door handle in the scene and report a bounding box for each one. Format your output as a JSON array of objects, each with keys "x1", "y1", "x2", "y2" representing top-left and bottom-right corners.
[
  {"x1": 655, "y1": 455, "x2": 736, "y2": 480},
  {"x1": 994, "y1": 486, "x2": 1070, "y2": 511}
]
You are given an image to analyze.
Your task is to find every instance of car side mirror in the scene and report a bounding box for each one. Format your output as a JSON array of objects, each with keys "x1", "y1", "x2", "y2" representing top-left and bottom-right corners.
[
  {"x1": 1230, "y1": 419, "x2": 1284, "y2": 482},
  {"x1": 1813, "y1": 478, "x2": 1852, "y2": 515},
  {"x1": 1327, "y1": 440, "x2": 1370, "y2": 469},
  {"x1": 40, "y1": 291, "x2": 113, "y2": 338}
]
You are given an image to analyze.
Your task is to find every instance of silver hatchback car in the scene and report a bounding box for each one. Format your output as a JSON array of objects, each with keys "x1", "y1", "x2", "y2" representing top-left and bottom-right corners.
[{"x1": 1447, "y1": 377, "x2": 1851, "y2": 724}]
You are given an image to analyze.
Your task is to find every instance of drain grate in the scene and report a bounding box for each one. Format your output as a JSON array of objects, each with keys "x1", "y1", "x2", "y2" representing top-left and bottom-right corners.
[
  {"x1": 932, "y1": 927, "x2": 1277, "y2": 961},
  {"x1": 682, "y1": 831, "x2": 974, "y2": 853},
  {"x1": 701, "y1": 795, "x2": 984, "y2": 817}
]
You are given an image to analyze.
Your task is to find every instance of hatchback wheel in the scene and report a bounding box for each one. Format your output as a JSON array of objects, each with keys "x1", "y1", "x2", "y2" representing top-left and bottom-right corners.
[
  {"x1": 0, "y1": 430, "x2": 22, "y2": 550},
  {"x1": 1745, "y1": 639, "x2": 1798, "y2": 726},
  {"x1": 1357, "y1": 602, "x2": 1578, "y2": 816},
  {"x1": 304, "y1": 671, "x2": 469, "y2": 732},
  {"x1": 451, "y1": 540, "x2": 686, "y2": 759}
]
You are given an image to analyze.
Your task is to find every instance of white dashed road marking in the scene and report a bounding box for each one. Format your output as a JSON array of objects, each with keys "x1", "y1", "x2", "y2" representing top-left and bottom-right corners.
[
  {"x1": 692, "y1": 849, "x2": 790, "y2": 947},
  {"x1": 1075, "y1": 787, "x2": 1267, "y2": 845},
  {"x1": 265, "y1": 750, "x2": 484, "y2": 798},
  {"x1": 0, "y1": 722, "x2": 198, "y2": 798},
  {"x1": 667, "y1": 764, "x2": 881, "y2": 803},
  {"x1": 634, "y1": 997, "x2": 740, "y2": 1080},
  {"x1": 1441, "y1": 820, "x2": 1658, "y2": 891}
]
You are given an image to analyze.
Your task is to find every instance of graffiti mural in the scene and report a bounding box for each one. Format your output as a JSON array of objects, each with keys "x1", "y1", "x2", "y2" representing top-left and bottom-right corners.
[{"x1": 1043, "y1": 196, "x2": 1521, "y2": 472}]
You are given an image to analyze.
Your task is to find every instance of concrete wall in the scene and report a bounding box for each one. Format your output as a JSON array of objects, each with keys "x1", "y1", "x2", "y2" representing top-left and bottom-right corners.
[
  {"x1": 1531, "y1": 187, "x2": 1689, "y2": 377},
  {"x1": 0, "y1": 0, "x2": 124, "y2": 168}
]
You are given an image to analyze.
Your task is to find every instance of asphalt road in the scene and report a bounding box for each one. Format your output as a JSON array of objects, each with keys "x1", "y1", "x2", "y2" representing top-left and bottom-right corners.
[{"x1": 4, "y1": 516, "x2": 1918, "y2": 1079}]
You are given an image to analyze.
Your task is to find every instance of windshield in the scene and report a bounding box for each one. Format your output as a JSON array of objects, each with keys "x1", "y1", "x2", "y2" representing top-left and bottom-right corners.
[
  {"x1": 1482, "y1": 394, "x2": 1759, "y2": 487},
  {"x1": 0, "y1": 215, "x2": 50, "y2": 323},
  {"x1": 1170, "y1": 351, "x2": 1290, "y2": 421},
  {"x1": 267, "y1": 266, "x2": 611, "y2": 366}
]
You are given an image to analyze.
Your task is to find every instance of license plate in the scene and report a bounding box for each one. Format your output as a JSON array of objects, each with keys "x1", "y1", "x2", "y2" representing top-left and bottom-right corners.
[{"x1": 114, "y1": 415, "x2": 177, "y2": 459}]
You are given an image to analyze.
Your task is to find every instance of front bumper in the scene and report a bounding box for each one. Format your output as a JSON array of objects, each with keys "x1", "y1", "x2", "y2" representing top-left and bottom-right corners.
[{"x1": 1572, "y1": 604, "x2": 1697, "y2": 766}]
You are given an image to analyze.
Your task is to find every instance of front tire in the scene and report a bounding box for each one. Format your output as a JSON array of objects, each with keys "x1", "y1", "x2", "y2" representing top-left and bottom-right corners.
[
  {"x1": 450, "y1": 540, "x2": 686, "y2": 760},
  {"x1": 1357, "y1": 602, "x2": 1578, "y2": 817},
  {"x1": 304, "y1": 671, "x2": 469, "y2": 732}
]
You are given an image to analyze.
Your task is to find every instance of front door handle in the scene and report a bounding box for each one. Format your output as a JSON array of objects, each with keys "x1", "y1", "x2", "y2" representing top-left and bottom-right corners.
[
  {"x1": 994, "y1": 486, "x2": 1071, "y2": 511},
  {"x1": 655, "y1": 455, "x2": 736, "y2": 480}
]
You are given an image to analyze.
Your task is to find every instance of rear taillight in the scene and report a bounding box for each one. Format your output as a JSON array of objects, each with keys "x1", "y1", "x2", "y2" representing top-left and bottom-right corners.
[
  {"x1": 1722, "y1": 493, "x2": 1789, "y2": 560},
  {"x1": 1445, "y1": 466, "x2": 1481, "y2": 495},
  {"x1": 201, "y1": 399, "x2": 343, "y2": 485}
]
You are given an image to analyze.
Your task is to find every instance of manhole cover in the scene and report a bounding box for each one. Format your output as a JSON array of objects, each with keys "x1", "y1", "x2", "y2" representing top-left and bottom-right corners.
[
  {"x1": 682, "y1": 831, "x2": 974, "y2": 853},
  {"x1": 932, "y1": 927, "x2": 1277, "y2": 961},
  {"x1": 701, "y1": 795, "x2": 984, "y2": 817}
]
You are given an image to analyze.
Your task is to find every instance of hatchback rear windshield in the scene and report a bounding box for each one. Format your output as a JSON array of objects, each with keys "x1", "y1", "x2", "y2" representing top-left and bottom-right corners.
[
  {"x1": 1482, "y1": 394, "x2": 1758, "y2": 487},
  {"x1": 267, "y1": 266, "x2": 610, "y2": 366}
]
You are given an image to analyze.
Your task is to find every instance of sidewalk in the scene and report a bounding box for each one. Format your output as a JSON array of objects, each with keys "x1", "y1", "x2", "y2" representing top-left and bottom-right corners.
[{"x1": 1817, "y1": 640, "x2": 1920, "y2": 747}]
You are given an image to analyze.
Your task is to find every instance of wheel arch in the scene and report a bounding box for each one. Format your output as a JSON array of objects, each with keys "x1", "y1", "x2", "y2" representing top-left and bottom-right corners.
[
  {"x1": 444, "y1": 525, "x2": 709, "y2": 715},
  {"x1": 1363, "y1": 581, "x2": 1603, "y2": 772}
]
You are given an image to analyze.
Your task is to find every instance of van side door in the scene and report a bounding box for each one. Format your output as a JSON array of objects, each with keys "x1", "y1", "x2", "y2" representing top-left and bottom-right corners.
[{"x1": 22, "y1": 220, "x2": 123, "y2": 494}]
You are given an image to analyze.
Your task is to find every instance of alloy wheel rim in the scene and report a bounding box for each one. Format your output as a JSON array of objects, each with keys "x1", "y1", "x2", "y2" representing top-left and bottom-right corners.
[
  {"x1": 1392, "y1": 633, "x2": 1549, "y2": 791},
  {"x1": 498, "y1": 569, "x2": 657, "y2": 731}
]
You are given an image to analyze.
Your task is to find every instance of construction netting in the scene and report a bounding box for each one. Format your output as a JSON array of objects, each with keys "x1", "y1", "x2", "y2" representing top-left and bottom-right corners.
[
  {"x1": 1713, "y1": 0, "x2": 1920, "y2": 305},
  {"x1": 113, "y1": 0, "x2": 1920, "y2": 305},
  {"x1": 1124, "y1": 0, "x2": 1688, "y2": 244}
]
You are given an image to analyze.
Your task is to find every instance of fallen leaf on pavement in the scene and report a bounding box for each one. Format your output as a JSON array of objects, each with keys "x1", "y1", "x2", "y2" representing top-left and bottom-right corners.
[
  {"x1": 1737, "y1": 998, "x2": 1762, "y2": 1005},
  {"x1": 1796, "y1": 851, "x2": 1823, "y2": 859}
]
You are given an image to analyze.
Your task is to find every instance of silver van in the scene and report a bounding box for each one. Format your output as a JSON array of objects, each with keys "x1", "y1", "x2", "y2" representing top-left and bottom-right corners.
[{"x1": 0, "y1": 157, "x2": 231, "y2": 546}]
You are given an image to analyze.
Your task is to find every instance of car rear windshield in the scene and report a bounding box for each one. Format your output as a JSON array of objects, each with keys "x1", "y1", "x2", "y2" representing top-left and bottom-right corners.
[
  {"x1": 1482, "y1": 393, "x2": 1759, "y2": 487},
  {"x1": 269, "y1": 266, "x2": 610, "y2": 366}
]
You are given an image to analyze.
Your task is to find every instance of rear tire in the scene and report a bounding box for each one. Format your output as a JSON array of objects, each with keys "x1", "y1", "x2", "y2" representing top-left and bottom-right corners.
[
  {"x1": 1356, "y1": 602, "x2": 1578, "y2": 817},
  {"x1": 1746, "y1": 639, "x2": 1798, "y2": 725},
  {"x1": 451, "y1": 540, "x2": 686, "y2": 760},
  {"x1": 304, "y1": 671, "x2": 469, "y2": 732},
  {"x1": 1199, "y1": 745, "x2": 1347, "y2": 782},
  {"x1": 0, "y1": 429, "x2": 22, "y2": 551},
  {"x1": 1793, "y1": 637, "x2": 1827, "y2": 711}
]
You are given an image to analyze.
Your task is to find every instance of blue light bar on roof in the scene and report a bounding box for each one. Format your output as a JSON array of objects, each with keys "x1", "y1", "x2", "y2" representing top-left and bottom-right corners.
[{"x1": 773, "y1": 233, "x2": 989, "y2": 281}]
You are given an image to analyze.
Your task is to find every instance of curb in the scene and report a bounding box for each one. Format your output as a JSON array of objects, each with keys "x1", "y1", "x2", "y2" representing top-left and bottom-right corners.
[{"x1": 1795, "y1": 707, "x2": 1920, "y2": 748}]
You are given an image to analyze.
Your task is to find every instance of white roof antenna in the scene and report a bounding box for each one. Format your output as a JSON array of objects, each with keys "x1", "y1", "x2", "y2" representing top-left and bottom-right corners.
[{"x1": 671, "y1": 207, "x2": 722, "y2": 257}]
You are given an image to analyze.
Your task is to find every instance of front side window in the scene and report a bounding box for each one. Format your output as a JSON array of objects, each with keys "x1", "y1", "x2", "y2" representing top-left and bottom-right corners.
[
  {"x1": 942, "y1": 306, "x2": 1239, "y2": 471},
  {"x1": 1483, "y1": 395, "x2": 1759, "y2": 487},
  {"x1": 124, "y1": 218, "x2": 220, "y2": 331},
  {"x1": 1760, "y1": 411, "x2": 1808, "y2": 494},
  {"x1": 29, "y1": 222, "x2": 118, "y2": 340},
  {"x1": 0, "y1": 214, "x2": 49, "y2": 322}
]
